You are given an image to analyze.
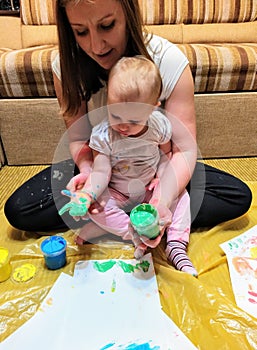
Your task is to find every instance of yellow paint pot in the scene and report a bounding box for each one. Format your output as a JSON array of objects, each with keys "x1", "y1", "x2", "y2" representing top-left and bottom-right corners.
[{"x1": 0, "y1": 247, "x2": 12, "y2": 282}]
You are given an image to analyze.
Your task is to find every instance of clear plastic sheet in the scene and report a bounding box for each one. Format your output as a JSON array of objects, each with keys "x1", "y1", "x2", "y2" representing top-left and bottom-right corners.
[{"x1": 0, "y1": 182, "x2": 257, "y2": 349}]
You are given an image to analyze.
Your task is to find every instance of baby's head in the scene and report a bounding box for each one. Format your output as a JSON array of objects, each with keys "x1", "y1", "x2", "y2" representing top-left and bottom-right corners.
[
  {"x1": 107, "y1": 56, "x2": 162, "y2": 105},
  {"x1": 107, "y1": 56, "x2": 162, "y2": 137}
]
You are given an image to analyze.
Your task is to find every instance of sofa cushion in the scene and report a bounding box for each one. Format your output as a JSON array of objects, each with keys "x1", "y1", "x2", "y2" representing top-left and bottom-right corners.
[
  {"x1": 1, "y1": 42, "x2": 256, "y2": 97},
  {"x1": 178, "y1": 43, "x2": 257, "y2": 92},
  {"x1": 1, "y1": 0, "x2": 256, "y2": 97},
  {"x1": 0, "y1": 45, "x2": 58, "y2": 97},
  {"x1": 139, "y1": 0, "x2": 257, "y2": 24},
  {"x1": 20, "y1": 0, "x2": 56, "y2": 25},
  {"x1": 21, "y1": 0, "x2": 257, "y2": 26}
]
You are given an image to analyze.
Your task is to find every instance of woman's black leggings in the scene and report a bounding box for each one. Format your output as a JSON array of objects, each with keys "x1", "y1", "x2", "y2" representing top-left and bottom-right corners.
[{"x1": 4, "y1": 160, "x2": 252, "y2": 232}]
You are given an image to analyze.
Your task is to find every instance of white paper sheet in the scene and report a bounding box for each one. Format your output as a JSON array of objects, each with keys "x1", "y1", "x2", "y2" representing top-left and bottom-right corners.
[
  {"x1": 1, "y1": 254, "x2": 197, "y2": 349},
  {"x1": 220, "y1": 225, "x2": 257, "y2": 318}
]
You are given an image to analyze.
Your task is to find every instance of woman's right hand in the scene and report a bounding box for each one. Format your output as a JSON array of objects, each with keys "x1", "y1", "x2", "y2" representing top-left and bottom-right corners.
[
  {"x1": 66, "y1": 172, "x2": 90, "y2": 192},
  {"x1": 138, "y1": 201, "x2": 172, "y2": 248}
]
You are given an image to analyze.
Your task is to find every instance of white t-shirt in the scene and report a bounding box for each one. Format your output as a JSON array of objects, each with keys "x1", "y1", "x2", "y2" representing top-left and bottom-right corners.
[
  {"x1": 89, "y1": 110, "x2": 172, "y2": 196},
  {"x1": 52, "y1": 34, "x2": 188, "y2": 127}
]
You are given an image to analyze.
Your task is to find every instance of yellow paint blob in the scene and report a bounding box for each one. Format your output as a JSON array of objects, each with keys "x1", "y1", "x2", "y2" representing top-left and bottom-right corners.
[
  {"x1": 250, "y1": 246, "x2": 257, "y2": 258},
  {"x1": 12, "y1": 263, "x2": 36, "y2": 282},
  {"x1": 0, "y1": 247, "x2": 12, "y2": 282}
]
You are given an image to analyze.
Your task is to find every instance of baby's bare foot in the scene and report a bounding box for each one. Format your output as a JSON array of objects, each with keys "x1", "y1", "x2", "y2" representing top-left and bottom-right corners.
[
  {"x1": 74, "y1": 222, "x2": 108, "y2": 245},
  {"x1": 75, "y1": 235, "x2": 85, "y2": 245}
]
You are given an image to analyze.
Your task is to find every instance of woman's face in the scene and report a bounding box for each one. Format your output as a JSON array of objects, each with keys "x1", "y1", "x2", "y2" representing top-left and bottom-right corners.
[{"x1": 66, "y1": 0, "x2": 128, "y2": 70}]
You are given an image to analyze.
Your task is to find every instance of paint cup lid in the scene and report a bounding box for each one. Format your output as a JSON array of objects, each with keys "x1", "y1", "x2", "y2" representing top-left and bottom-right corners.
[
  {"x1": 12, "y1": 263, "x2": 36, "y2": 283},
  {"x1": 41, "y1": 236, "x2": 67, "y2": 257},
  {"x1": 0, "y1": 247, "x2": 10, "y2": 265}
]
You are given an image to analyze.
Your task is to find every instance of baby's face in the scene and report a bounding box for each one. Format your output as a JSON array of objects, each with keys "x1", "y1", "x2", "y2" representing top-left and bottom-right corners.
[{"x1": 107, "y1": 103, "x2": 153, "y2": 137}]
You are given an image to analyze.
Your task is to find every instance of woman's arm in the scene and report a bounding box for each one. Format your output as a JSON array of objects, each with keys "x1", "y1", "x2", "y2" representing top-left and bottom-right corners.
[
  {"x1": 156, "y1": 141, "x2": 172, "y2": 179},
  {"x1": 151, "y1": 65, "x2": 197, "y2": 208},
  {"x1": 53, "y1": 72, "x2": 93, "y2": 178}
]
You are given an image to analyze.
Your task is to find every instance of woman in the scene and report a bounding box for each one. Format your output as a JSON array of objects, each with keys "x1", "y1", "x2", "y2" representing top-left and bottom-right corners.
[{"x1": 4, "y1": 0, "x2": 252, "y2": 234}]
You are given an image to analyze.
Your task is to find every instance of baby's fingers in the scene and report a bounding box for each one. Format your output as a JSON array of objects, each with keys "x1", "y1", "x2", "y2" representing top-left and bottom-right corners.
[
  {"x1": 69, "y1": 203, "x2": 88, "y2": 216},
  {"x1": 61, "y1": 189, "x2": 75, "y2": 199},
  {"x1": 58, "y1": 202, "x2": 74, "y2": 216},
  {"x1": 139, "y1": 234, "x2": 162, "y2": 248},
  {"x1": 58, "y1": 201, "x2": 88, "y2": 218}
]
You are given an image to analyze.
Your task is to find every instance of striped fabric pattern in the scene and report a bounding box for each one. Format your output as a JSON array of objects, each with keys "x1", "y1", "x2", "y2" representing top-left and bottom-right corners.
[
  {"x1": 21, "y1": 0, "x2": 56, "y2": 25},
  {"x1": 178, "y1": 43, "x2": 257, "y2": 92},
  {"x1": 0, "y1": 45, "x2": 58, "y2": 97},
  {"x1": 139, "y1": 0, "x2": 257, "y2": 24},
  {"x1": 1, "y1": 43, "x2": 256, "y2": 97},
  {"x1": 21, "y1": 0, "x2": 257, "y2": 26}
]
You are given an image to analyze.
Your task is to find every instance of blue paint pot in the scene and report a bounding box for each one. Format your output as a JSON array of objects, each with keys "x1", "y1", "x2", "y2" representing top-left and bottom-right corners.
[{"x1": 41, "y1": 236, "x2": 67, "y2": 270}]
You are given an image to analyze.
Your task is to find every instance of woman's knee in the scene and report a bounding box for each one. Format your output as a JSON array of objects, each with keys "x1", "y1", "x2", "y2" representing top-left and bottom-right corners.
[
  {"x1": 4, "y1": 195, "x2": 25, "y2": 230},
  {"x1": 238, "y1": 181, "x2": 252, "y2": 216}
]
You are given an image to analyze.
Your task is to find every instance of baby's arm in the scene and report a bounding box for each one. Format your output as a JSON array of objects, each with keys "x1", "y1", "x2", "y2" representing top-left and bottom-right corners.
[{"x1": 83, "y1": 150, "x2": 112, "y2": 198}]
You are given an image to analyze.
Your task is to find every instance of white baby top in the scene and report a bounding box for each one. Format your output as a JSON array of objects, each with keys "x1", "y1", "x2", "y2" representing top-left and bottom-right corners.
[
  {"x1": 89, "y1": 110, "x2": 172, "y2": 197},
  {"x1": 52, "y1": 34, "x2": 189, "y2": 127}
]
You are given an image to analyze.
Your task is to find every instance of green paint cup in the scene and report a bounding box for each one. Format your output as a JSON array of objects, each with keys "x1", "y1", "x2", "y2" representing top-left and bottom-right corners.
[{"x1": 130, "y1": 203, "x2": 159, "y2": 239}]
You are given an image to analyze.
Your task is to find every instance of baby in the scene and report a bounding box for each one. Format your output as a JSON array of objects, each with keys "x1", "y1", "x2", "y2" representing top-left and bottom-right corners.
[{"x1": 59, "y1": 56, "x2": 197, "y2": 276}]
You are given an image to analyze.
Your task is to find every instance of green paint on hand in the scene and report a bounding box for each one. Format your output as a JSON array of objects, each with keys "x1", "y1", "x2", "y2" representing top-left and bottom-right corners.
[
  {"x1": 58, "y1": 201, "x2": 88, "y2": 216},
  {"x1": 58, "y1": 189, "x2": 91, "y2": 217},
  {"x1": 79, "y1": 197, "x2": 88, "y2": 203}
]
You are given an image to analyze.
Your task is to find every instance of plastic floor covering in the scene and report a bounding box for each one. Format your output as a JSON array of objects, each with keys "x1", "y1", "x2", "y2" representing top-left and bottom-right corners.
[{"x1": 0, "y1": 159, "x2": 257, "y2": 349}]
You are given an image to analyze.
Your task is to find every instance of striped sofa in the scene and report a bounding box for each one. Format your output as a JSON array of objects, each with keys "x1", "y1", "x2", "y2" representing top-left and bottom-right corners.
[{"x1": 0, "y1": 0, "x2": 257, "y2": 165}]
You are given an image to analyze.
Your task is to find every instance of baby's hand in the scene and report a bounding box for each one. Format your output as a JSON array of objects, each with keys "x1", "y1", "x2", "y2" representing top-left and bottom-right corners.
[
  {"x1": 128, "y1": 224, "x2": 148, "y2": 260},
  {"x1": 58, "y1": 189, "x2": 92, "y2": 220}
]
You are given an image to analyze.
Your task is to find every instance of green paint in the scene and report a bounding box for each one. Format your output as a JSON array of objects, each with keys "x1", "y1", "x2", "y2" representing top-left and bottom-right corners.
[
  {"x1": 130, "y1": 204, "x2": 159, "y2": 239},
  {"x1": 93, "y1": 260, "x2": 150, "y2": 274},
  {"x1": 118, "y1": 260, "x2": 150, "y2": 273},
  {"x1": 118, "y1": 261, "x2": 137, "y2": 273},
  {"x1": 93, "y1": 260, "x2": 116, "y2": 272},
  {"x1": 58, "y1": 201, "x2": 88, "y2": 216},
  {"x1": 79, "y1": 197, "x2": 88, "y2": 203},
  {"x1": 136, "y1": 260, "x2": 150, "y2": 272},
  {"x1": 59, "y1": 189, "x2": 90, "y2": 217}
]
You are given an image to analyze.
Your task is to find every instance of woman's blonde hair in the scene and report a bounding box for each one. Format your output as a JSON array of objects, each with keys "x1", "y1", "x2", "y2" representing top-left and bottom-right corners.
[
  {"x1": 108, "y1": 56, "x2": 162, "y2": 104},
  {"x1": 56, "y1": 0, "x2": 152, "y2": 118}
]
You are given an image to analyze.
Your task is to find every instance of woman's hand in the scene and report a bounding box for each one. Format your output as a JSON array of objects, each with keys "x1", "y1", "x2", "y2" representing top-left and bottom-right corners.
[{"x1": 66, "y1": 173, "x2": 90, "y2": 192}]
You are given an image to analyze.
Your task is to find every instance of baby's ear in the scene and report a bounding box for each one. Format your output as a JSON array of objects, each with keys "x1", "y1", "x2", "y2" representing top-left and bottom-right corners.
[{"x1": 156, "y1": 101, "x2": 161, "y2": 107}]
